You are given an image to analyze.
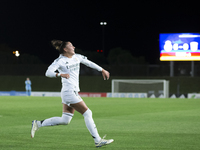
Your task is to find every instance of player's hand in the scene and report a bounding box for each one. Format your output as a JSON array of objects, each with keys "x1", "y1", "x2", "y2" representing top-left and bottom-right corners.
[
  {"x1": 102, "y1": 69, "x2": 110, "y2": 80},
  {"x1": 61, "y1": 74, "x2": 70, "y2": 79}
]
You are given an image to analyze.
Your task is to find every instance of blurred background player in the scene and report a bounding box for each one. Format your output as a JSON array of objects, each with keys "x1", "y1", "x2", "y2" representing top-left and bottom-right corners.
[{"x1": 25, "y1": 77, "x2": 31, "y2": 96}]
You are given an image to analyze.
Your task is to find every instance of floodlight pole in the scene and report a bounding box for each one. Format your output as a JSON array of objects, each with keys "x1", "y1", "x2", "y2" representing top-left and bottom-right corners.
[
  {"x1": 100, "y1": 22, "x2": 107, "y2": 55},
  {"x1": 191, "y1": 61, "x2": 194, "y2": 77},
  {"x1": 170, "y1": 61, "x2": 174, "y2": 77}
]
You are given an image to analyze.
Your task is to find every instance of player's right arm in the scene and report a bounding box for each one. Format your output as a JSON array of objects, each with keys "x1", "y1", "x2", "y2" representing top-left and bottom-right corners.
[
  {"x1": 45, "y1": 58, "x2": 70, "y2": 79},
  {"x1": 45, "y1": 59, "x2": 60, "y2": 78}
]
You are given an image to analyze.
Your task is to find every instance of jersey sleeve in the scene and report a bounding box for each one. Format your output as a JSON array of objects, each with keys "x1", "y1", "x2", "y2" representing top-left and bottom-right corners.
[
  {"x1": 76, "y1": 54, "x2": 102, "y2": 72},
  {"x1": 45, "y1": 58, "x2": 60, "y2": 78}
]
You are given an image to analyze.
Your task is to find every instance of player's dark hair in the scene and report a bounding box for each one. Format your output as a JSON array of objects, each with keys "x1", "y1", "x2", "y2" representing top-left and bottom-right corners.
[{"x1": 51, "y1": 40, "x2": 69, "y2": 54}]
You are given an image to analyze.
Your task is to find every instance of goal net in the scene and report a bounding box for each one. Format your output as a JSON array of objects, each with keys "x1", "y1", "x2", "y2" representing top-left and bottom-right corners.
[{"x1": 112, "y1": 79, "x2": 169, "y2": 98}]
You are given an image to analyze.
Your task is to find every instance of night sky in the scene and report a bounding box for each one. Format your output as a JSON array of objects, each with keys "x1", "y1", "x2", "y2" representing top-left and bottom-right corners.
[{"x1": 1, "y1": 0, "x2": 200, "y2": 64}]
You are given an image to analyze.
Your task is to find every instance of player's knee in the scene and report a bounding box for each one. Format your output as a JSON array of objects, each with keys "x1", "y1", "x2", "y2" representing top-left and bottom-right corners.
[
  {"x1": 83, "y1": 108, "x2": 92, "y2": 118},
  {"x1": 61, "y1": 113, "x2": 73, "y2": 125}
]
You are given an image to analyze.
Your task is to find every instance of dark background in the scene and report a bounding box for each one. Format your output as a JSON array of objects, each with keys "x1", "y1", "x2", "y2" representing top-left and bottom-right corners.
[{"x1": 0, "y1": 0, "x2": 200, "y2": 64}]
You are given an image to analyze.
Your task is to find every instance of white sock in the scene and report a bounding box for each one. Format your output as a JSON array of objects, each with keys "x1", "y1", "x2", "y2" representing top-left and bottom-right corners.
[
  {"x1": 38, "y1": 112, "x2": 73, "y2": 127},
  {"x1": 83, "y1": 109, "x2": 101, "y2": 143}
]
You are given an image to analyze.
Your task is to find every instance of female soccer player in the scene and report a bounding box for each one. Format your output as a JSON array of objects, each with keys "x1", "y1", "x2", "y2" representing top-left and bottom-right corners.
[
  {"x1": 31, "y1": 40, "x2": 114, "y2": 147},
  {"x1": 25, "y1": 78, "x2": 31, "y2": 96}
]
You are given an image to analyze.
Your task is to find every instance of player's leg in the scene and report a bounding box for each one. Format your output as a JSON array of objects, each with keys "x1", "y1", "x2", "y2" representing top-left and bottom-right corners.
[
  {"x1": 27, "y1": 89, "x2": 30, "y2": 96},
  {"x1": 70, "y1": 101, "x2": 101, "y2": 142},
  {"x1": 29, "y1": 87, "x2": 32, "y2": 96},
  {"x1": 25, "y1": 87, "x2": 28, "y2": 96},
  {"x1": 39, "y1": 104, "x2": 74, "y2": 127},
  {"x1": 31, "y1": 104, "x2": 74, "y2": 138},
  {"x1": 68, "y1": 92, "x2": 101, "y2": 142},
  {"x1": 68, "y1": 92, "x2": 102, "y2": 142},
  {"x1": 70, "y1": 100, "x2": 114, "y2": 147}
]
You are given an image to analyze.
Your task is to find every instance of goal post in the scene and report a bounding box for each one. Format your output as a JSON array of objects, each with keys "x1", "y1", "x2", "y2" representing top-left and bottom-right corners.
[{"x1": 111, "y1": 79, "x2": 169, "y2": 98}]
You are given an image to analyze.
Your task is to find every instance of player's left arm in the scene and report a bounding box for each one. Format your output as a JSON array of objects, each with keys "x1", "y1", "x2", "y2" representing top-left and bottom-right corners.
[
  {"x1": 102, "y1": 69, "x2": 110, "y2": 80},
  {"x1": 78, "y1": 54, "x2": 110, "y2": 80}
]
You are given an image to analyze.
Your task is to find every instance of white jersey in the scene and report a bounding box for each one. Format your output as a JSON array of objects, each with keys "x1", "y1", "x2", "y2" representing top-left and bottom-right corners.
[{"x1": 45, "y1": 54, "x2": 102, "y2": 92}]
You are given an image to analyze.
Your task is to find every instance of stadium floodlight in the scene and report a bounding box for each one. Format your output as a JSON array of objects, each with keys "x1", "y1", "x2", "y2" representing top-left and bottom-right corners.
[
  {"x1": 112, "y1": 79, "x2": 169, "y2": 98},
  {"x1": 13, "y1": 50, "x2": 20, "y2": 57},
  {"x1": 100, "y1": 22, "x2": 107, "y2": 25}
]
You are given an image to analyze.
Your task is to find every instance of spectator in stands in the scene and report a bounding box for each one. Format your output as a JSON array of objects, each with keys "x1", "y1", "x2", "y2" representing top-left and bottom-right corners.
[
  {"x1": 25, "y1": 77, "x2": 31, "y2": 96},
  {"x1": 31, "y1": 40, "x2": 113, "y2": 148}
]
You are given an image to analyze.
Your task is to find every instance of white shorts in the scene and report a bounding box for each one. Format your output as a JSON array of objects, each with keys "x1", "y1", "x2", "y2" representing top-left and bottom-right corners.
[{"x1": 61, "y1": 90, "x2": 83, "y2": 106}]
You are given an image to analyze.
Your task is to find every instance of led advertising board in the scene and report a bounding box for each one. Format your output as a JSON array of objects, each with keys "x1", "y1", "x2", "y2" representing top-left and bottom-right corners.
[{"x1": 160, "y1": 33, "x2": 200, "y2": 61}]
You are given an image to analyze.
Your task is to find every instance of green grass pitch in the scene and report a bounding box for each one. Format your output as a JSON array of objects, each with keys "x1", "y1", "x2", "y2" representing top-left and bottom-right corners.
[{"x1": 0, "y1": 96, "x2": 200, "y2": 150}]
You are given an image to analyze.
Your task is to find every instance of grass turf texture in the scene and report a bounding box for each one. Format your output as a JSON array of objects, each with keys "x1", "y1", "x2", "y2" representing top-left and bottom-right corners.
[{"x1": 0, "y1": 97, "x2": 200, "y2": 150}]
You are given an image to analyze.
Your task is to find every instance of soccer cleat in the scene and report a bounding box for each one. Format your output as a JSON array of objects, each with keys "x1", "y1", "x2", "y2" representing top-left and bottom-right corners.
[
  {"x1": 95, "y1": 135, "x2": 114, "y2": 147},
  {"x1": 31, "y1": 120, "x2": 39, "y2": 138}
]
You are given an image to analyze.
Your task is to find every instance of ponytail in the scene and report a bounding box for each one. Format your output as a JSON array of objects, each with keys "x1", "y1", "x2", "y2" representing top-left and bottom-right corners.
[{"x1": 51, "y1": 40, "x2": 68, "y2": 54}]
